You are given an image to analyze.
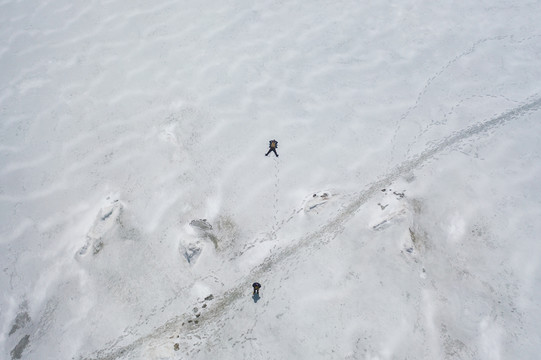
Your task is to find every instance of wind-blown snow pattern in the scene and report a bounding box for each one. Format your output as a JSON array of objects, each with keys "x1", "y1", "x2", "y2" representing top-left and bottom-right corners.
[{"x1": 1, "y1": 1, "x2": 541, "y2": 360}]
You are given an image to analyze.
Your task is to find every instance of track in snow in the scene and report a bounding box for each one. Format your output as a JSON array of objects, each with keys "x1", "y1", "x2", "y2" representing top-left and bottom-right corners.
[{"x1": 85, "y1": 94, "x2": 541, "y2": 360}]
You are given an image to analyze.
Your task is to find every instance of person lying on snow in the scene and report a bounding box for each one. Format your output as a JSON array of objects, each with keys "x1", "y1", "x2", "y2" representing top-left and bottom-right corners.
[{"x1": 265, "y1": 140, "x2": 279, "y2": 157}]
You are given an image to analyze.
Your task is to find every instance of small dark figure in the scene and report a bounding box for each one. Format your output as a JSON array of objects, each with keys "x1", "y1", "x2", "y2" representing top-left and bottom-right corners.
[
  {"x1": 265, "y1": 140, "x2": 279, "y2": 157},
  {"x1": 252, "y1": 282, "x2": 261, "y2": 295}
]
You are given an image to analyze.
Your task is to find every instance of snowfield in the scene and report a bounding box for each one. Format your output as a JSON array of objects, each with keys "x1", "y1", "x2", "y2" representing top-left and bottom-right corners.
[{"x1": 1, "y1": 1, "x2": 541, "y2": 359}]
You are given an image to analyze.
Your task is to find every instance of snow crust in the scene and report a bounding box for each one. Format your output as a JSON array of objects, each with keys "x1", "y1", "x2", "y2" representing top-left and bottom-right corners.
[{"x1": 1, "y1": 1, "x2": 541, "y2": 359}]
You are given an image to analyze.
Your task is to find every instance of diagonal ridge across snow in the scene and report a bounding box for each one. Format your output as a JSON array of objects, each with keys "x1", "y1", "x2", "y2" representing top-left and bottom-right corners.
[{"x1": 84, "y1": 94, "x2": 541, "y2": 360}]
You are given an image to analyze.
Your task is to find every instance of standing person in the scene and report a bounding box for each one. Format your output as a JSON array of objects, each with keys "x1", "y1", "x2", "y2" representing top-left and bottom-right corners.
[
  {"x1": 252, "y1": 282, "x2": 261, "y2": 295},
  {"x1": 265, "y1": 140, "x2": 279, "y2": 157}
]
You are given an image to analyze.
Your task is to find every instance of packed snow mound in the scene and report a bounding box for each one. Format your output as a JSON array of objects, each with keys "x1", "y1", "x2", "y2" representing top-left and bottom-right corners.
[
  {"x1": 77, "y1": 199, "x2": 123, "y2": 257},
  {"x1": 303, "y1": 191, "x2": 333, "y2": 213},
  {"x1": 369, "y1": 188, "x2": 408, "y2": 231}
]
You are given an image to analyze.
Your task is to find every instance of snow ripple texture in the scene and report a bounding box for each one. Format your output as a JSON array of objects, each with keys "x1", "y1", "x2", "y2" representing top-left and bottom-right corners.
[{"x1": 1, "y1": 1, "x2": 541, "y2": 360}]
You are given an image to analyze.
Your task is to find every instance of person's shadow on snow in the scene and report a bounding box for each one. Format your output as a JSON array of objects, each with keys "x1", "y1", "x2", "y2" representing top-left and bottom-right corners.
[{"x1": 252, "y1": 293, "x2": 260, "y2": 303}]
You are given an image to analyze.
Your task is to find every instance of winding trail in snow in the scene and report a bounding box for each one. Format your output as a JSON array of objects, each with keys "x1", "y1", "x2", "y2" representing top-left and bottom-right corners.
[
  {"x1": 85, "y1": 94, "x2": 541, "y2": 360},
  {"x1": 389, "y1": 34, "x2": 541, "y2": 163}
]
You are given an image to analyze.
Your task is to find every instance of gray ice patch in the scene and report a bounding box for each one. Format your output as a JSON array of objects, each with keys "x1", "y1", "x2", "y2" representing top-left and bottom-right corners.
[
  {"x1": 11, "y1": 334, "x2": 30, "y2": 360},
  {"x1": 189, "y1": 219, "x2": 213, "y2": 231},
  {"x1": 183, "y1": 243, "x2": 202, "y2": 264}
]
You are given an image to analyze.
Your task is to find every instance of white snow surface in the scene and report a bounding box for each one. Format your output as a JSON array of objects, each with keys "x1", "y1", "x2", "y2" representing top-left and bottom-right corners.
[{"x1": 1, "y1": 1, "x2": 541, "y2": 359}]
